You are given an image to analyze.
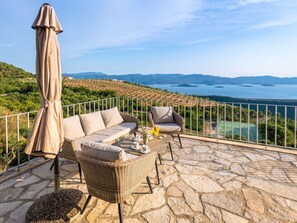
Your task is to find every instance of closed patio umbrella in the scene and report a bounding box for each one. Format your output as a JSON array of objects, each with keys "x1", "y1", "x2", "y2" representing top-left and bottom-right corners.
[
  {"x1": 25, "y1": 4, "x2": 85, "y2": 222},
  {"x1": 25, "y1": 3, "x2": 64, "y2": 159}
]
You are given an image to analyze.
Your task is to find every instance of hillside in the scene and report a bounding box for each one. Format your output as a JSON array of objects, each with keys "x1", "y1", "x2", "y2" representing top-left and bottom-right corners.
[
  {"x1": 0, "y1": 62, "x2": 209, "y2": 116},
  {"x1": 64, "y1": 79, "x2": 205, "y2": 104},
  {"x1": 0, "y1": 62, "x2": 33, "y2": 79},
  {"x1": 0, "y1": 62, "x2": 116, "y2": 116},
  {"x1": 63, "y1": 72, "x2": 297, "y2": 85}
]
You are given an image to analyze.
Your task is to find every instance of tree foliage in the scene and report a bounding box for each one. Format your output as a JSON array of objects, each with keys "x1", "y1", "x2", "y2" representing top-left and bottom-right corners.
[{"x1": 0, "y1": 62, "x2": 116, "y2": 172}]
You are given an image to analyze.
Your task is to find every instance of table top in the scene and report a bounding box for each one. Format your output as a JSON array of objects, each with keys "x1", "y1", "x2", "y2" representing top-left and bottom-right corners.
[{"x1": 114, "y1": 134, "x2": 173, "y2": 156}]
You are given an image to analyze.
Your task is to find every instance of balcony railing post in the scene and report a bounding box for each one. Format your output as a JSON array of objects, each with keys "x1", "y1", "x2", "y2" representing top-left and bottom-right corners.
[
  {"x1": 217, "y1": 103, "x2": 219, "y2": 139},
  {"x1": 275, "y1": 106, "x2": 278, "y2": 146},
  {"x1": 5, "y1": 116, "x2": 9, "y2": 171},
  {"x1": 210, "y1": 104, "x2": 212, "y2": 136},
  {"x1": 183, "y1": 100, "x2": 186, "y2": 133},
  {"x1": 284, "y1": 106, "x2": 287, "y2": 147},
  {"x1": 17, "y1": 114, "x2": 20, "y2": 171},
  {"x1": 256, "y1": 104, "x2": 259, "y2": 143},
  {"x1": 145, "y1": 99, "x2": 148, "y2": 126},
  {"x1": 196, "y1": 102, "x2": 199, "y2": 136},
  {"x1": 202, "y1": 101, "x2": 205, "y2": 135},
  {"x1": 131, "y1": 98, "x2": 134, "y2": 116},
  {"x1": 247, "y1": 104, "x2": 250, "y2": 142},
  {"x1": 239, "y1": 104, "x2": 242, "y2": 141},
  {"x1": 224, "y1": 103, "x2": 227, "y2": 138},
  {"x1": 140, "y1": 98, "x2": 143, "y2": 126},
  {"x1": 265, "y1": 105, "x2": 268, "y2": 147},
  {"x1": 66, "y1": 105, "x2": 69, "y2": 117},
  {"x1": 27, "y1": 113, "x2": 30, "y2": 161},
  {"x1": 295, "y1": 106, "x2": 297, "y2": 149},
  {"x1": 231, "y1": 103, "x2": 234, "y2": 140},
  {"x1": 136, "y1": 98, "x2": 138, "y2": 120},
  {"x1": 190, "y1": 100, "x2": 192, "y2": 134}
]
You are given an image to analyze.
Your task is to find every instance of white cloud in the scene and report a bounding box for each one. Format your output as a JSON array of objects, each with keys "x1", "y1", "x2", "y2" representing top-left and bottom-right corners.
[
  {"x1": 238, "y1": 0, "x2": 277, "y2": 6},
  {"x1": 61, "y1": 0, "x2": 203, "y2": 57},
  {"x1": 253, "y1": 19, "x2": 297, "y2": 29},
  {"x1": 180, "y1": 37, "x2": 221, "y2": 46}
]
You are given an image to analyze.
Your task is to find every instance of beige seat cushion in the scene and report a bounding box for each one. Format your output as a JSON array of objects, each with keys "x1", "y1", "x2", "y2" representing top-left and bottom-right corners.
[
  {"x1": 63, "y1": 115, "x2": 85, "y2": 140},
  {"x1": 156, "y1": 123, "x2": 181, "y2": 133},
  {"x1": 72, "y1": 122, "x2": 137, "y2": 151},
  {"x1": 151, "y1": 106, "x2": 174, "y2": 124},
  {"x1": 94, "y1": 122, "x2": 137, "y2": 143},
  {"x1": 72, "y1": 134, "x2": 108, "y2": 151},
  {"x1": 80, "y1": 111, "x2": 106, "y2": 135},
  {"x1": 81, "y1": 142, "x2": 127, "y2": 162},
  {"x1": 100, "y1": 107, "x2": 124, "y2": 128}
]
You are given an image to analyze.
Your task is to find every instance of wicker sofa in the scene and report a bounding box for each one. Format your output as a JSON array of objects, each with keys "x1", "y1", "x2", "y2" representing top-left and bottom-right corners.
[{"x1": 57, "y1": 107, "x2": 138, "y2": 181}]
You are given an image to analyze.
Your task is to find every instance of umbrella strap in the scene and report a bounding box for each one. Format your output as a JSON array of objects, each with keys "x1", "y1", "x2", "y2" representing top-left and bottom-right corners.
[{"x1": 43, "y1": 99, "x2": 61, "y2": 107}]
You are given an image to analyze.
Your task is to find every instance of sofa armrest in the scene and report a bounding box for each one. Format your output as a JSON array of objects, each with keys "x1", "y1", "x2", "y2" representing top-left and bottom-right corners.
[
  {"x1": 148, "y1": 111, "x2": 155, "y2": 127},
  {"x1": 120, "y1": 112, "x2": 138, "y2": 124},
  {"x1": 173, "y1": 111, "x2": 185, "y2": 132},
  {"x1": 60, "y1": 138, "x2": 78, "y2": 162}
]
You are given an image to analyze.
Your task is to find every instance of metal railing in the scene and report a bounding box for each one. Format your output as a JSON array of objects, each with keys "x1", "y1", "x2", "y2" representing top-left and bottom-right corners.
[{"x1": 1, "y1": 96, "x2": 296, "y2": 175}]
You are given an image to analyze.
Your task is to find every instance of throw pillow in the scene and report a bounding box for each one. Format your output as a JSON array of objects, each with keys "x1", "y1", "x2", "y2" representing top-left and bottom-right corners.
[
  {"x1": 150, "y1": 106, "x2": 174, "y2": 124},
  {"x1": 100, "y1": 107, "x2": 124, "y2": 128},
  {"x1": 80, "y1": 111, "x2": 106, "y2": 135},
  {"x1": 63, "y1": 115, "x2": 85, "y2": 140}
]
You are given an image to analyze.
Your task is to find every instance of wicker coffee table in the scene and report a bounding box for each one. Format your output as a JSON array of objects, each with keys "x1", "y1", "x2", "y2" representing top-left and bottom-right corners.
[{"x1": 114, "y1": 134, "x2": 173, "y2": 184}]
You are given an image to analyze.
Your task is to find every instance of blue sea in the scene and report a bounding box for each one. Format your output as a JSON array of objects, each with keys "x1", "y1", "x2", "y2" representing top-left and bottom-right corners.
[{"x1": 148, "y1": 84, "x2": 297, "y2": 100}]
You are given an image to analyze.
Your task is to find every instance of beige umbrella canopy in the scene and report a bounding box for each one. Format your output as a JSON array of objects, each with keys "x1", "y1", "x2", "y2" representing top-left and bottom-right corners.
[
  {"x1": 25, "y1": 5, "x2": 86, "y2": 222},
  {"x1": 25, "y1": 3, "x2": 64, "y2": 159}
]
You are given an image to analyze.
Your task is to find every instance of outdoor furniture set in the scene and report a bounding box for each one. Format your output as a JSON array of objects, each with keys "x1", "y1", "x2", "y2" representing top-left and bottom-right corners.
[{"x1": 59, "y1": 106, "x2": 185, "y2": 222}]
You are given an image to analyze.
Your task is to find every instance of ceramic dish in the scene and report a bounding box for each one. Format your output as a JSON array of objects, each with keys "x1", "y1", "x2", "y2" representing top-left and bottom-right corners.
[
  {"x1": 130, "y1": 145, "x2": 141, "y2": 150},
  {"x1": 139, "y1": 148, "x2": 151, "y2": 154}
]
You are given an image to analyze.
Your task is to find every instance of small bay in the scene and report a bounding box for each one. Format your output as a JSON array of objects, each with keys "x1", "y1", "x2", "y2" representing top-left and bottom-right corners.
[{"x1": 148, "y1": 84, "x2": 297, "y2": 100}]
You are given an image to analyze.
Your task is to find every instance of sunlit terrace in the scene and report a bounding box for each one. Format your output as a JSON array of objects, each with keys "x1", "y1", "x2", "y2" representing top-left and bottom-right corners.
[{"x1": 1, "y1": 97, "x2": 297, "y2": 222}]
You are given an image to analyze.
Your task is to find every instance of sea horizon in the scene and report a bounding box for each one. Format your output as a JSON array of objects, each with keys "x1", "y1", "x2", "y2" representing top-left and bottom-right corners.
[{"x1": 148, "y1": 84, "x2": 297, "y2": 101}]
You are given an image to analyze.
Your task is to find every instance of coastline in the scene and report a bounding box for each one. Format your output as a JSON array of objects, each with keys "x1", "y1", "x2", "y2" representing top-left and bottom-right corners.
[{"x1": 148, "y1": 84, "x2": 297, "y2": 101}]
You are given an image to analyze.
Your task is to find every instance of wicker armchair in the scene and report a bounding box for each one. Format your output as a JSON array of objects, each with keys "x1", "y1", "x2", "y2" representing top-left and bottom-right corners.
[
  {"x1": 148, "y1": 107, "x2": 185, "y2": 149},
  {"x1": 51, "y1": 112, "x2": 138, "y2": 182},
  {"x1": 76, "y1": 150, "x2": 156, "y2": 223}
]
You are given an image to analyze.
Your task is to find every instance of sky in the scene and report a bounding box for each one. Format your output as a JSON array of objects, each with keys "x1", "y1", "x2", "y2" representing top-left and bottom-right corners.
[{"x1": 0, "y1": 0, "x2": 297, "y2": 77}]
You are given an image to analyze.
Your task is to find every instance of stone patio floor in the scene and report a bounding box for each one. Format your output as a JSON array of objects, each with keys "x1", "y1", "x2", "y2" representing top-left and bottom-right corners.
[{"x1": 1, "y1": 138, "x2": 297, "y2": 223}]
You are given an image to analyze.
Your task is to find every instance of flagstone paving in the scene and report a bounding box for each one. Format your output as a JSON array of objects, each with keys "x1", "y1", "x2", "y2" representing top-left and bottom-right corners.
[{"x1": 1, "y1": 138, "x2": 297, "y2": 222}]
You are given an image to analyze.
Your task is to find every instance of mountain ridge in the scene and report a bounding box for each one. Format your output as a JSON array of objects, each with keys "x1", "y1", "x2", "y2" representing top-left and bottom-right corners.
[{"x1": 63, "y1": 72, "x2": 297, "y2": 85}]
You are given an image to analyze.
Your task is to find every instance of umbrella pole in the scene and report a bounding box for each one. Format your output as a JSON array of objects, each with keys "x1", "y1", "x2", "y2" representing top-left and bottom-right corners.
[{"x1": 54, "y1": 156, "x2": 60, "y2": 193}]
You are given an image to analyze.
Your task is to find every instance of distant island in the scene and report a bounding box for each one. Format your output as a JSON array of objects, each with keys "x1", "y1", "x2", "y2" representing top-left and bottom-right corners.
[
  {"x1": 63, "y1": 72, "x2": 297, "y2": 86},
  {"x1": 174, "y1": 84, "x2": 197, "y2": 87},
  {"x1": 240, "y1": 84, "x2": 253, "y2": 88},
  {"x1": 215, "y1": 86, "x2": 224, "y2": 88},
  {"x1": 261, "y1": 84, "x2": 275, "y2": 87}
]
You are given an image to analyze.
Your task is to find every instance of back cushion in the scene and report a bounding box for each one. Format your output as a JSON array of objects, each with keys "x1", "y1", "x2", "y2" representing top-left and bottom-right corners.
[
  {"x1": 80, "y1": 111, "x2": 106, "y2": 135},
  {"x1": 81, "y1": 142, "x2": 127, "y2": 162},
  {"x1": 100, "y1": 107, "x2": 124, "y2": 128},
  {"x1": 151, "y1": 106, "x2": 174, "y2": 124},
  {"x1": 63, "y1": 115, "x2": 85, "y2": 140}
]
